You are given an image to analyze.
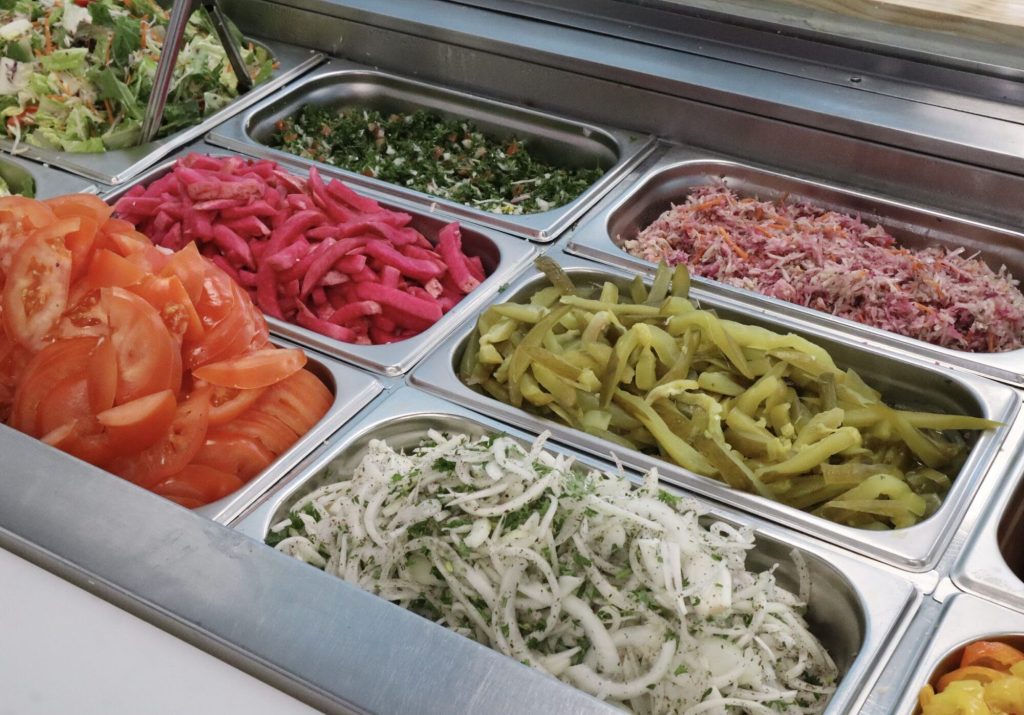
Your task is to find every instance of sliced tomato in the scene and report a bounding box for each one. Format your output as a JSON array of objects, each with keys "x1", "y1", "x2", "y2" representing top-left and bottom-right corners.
[
  {"x1": 151, "y1": 464, "x2": 244, "y2": 506},
  {"x1": 56, "y1": 288, "x2": 107, "y2": 339},
  {"x1": 97, "y1": 219, "x2": 151, "y2": 257},
  {"x1": 96, "y1": 389, "x2": 176, "y2": 451},
  {"x1": 0, "y1": 196, "x2": 56, "y2": 274},
  {"x1": 219, "y1": 409, "x2": 300, "y2": 455},
  {"x1": 207, "y1": 384, "x2": 266, "y2": 426},
  {"x1": 77, "y1": 248, "x2": 147, "y2": 294},
  {"x1": 3, "y1": 218, "x2": 77, "y2": 349},
  {"x1": 187, "y1": 279, "x2": 266, "y2": 368},
  {"x1": 192, "y1": 430, "x2": 275, "y2": 481},
  {"x1": 86, "y1": 336, "x2": 117, "y2": 413},
  {"x1": 193, "y1": 348, "x2": 306, "y2": 390},
  {"x1": 43, "y1": 416, "x2": 120, "y2": 466},
  {"x1": 45, "y1": 194, "x2": 114, "y2": 225},
  {"x1": 37, "y1": 375, "x2": 92, "y2": 436},
  {"x1": 0, "y1": 332, "x2": 30, "y2": 421},
  {"x1": 102, "y1": 287, "x2": 182, "y2": 403},
  {"x1": 160, "y1": 242, "x2": 207, "y2": 305},
  {"x1": 251, "y1": 369, "x2": 332, "y2": 436},
  {"x1": 9, "y1": 336, "x2": 97, "y2": 435},
  {"x1": 63, "y1": 216, "x2": 99, "y2": 284},
  {"x1": 960, "y1": 641, "x2": 1024, "y2": 671},
  {"x1": 109, "y1": 387, "x2": 211, "y2": 488},
  {"x1": 124, "y1": 244, "x2": 171, "y2": 274},
  {"x1": 129, "y1": 274, "x2": 204, "y2": 345}
]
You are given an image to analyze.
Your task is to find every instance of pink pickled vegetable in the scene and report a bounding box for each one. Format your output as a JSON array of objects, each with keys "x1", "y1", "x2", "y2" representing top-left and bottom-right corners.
[{"x1": 115, "y1": 153, "x2": 488, "y2": 346}]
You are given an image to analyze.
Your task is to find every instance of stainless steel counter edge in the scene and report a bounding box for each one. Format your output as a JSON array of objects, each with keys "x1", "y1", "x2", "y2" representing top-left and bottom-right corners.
[
  {"x1": 5, "y1": 38, "x2": 323, "y2": 187},
  {"x1": 233, "y1": 385, "x2": 924, "y2": 715},
  {"x1": 564, "y1": 142, "x2": 1024, "y2": 388},
  {"x1": 0, "y1": 425, "x2": 620, "y2": 715},
  {"x1": 222, "y1": 0, "x2": 1024, "y2": 177},
  {"x1": 951, "y1": 391, "x2": 1024, "y2": 614},
  {"x1": 409, "y1": 250, "x2": 1022, "y2": 574}
]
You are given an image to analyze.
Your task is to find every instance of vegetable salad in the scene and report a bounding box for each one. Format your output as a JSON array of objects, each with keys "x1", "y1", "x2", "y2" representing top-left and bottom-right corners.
[
  {"x1": 269, "y1": 430, "x2": 838, "y2": 713},
  {"x1": 0, "y1": 0, "x2": 274, "y2": 153},
  {"x1": 271, "y1": 107, "x2": 605, "y2": 215}
]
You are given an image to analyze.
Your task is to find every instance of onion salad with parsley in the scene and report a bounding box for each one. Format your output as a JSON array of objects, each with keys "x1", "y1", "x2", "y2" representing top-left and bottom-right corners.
[
  {"x1": 0, "y1": 0, "x2": 274, "y2": 153},
  {"x1": 271, "y1": 107, "x2": 605, "y2": 215},
  {"x1": 267, "y1": 430, "x2": 838, "y2": 714}
]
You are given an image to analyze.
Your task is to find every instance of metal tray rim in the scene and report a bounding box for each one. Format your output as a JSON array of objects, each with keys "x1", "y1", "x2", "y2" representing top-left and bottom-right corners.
[{"x1": 206, "y1": 59, "x2": 657, "y2": 242}]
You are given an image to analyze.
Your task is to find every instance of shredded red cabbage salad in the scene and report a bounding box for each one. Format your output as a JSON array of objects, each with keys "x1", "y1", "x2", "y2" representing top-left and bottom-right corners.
[{"x1": 622, "y1": 184, "x2": 1024, "y2": 353}]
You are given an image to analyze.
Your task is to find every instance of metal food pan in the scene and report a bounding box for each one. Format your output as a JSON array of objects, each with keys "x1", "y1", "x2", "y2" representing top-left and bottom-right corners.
[
  {"x1": 103, "y1": 148, "x2": 537, "y2": 377},
  {"x1": 5, "y1": 37, "x2": 322, "y2": 187},
  {"x1": 207, "y1": 59, "x2": 656, "y2": 242},
  {"x1": 890, "y1": 593, "x2": 1024, "y2": 714},
  {"x1": 233, "y1": 387, "x2": 920, "y2": 715},
  {"x1": 410, "y1": 253, "x2": 1020, "y2": 572},
  {"x1": 196, "y1": 339, "x2": 382, "y2": 524},
  {"x1": 566, "y1": 148, "x2": 1024, "y2": 387},
  {"x1": 952, "y1": 416, "x2": 1024, "y2": 614},
  {"x1": 0, "y1": 155, "x2": 96, "y2": 198}
]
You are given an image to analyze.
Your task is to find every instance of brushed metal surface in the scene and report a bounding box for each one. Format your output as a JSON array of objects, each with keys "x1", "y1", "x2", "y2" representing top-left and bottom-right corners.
[
  {"x1": 566, "y1": 147, "x2": 1024, "y2": 387},
  {"x1": 195, "y1": 338, "x2": 383, "y2": 524},
  {"x1": 888, "y1": 593, "x2": 1024, "y2": 714},
  {"x1": 0, "y1": 425, "x2": 616, "y2": 715},
  {"x1": 207, "y1": 60, "x2": 656, "y2": 242},
  {"x1": 3, "y1": 38, "x2": 323, "y2": 186},
  {"x1": 410, "y1": 252, "x2": 1021, "y2": 572},
  {"x1": 0, "y1": 154, "x2": 97, "y2": 198},
  {"x1": 234, "y1": 386, "x2": 922, "y2": 715},
  {"x1": 951, "y1": 401, "x2": 1024, "y2": 615},
  {"x1": 103, "y1": 146, "x2": 537, "y2": 376}
]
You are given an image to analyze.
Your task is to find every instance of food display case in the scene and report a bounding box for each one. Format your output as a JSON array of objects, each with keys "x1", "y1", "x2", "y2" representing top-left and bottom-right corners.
[{"x1": 4, "y1": 0, "x2": 1024, "y2": 712}]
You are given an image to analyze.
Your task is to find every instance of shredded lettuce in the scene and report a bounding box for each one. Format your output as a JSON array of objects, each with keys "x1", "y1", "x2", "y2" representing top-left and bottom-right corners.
[{"x1": 0, "y1": 0, "x2": 275, "y2": 153}]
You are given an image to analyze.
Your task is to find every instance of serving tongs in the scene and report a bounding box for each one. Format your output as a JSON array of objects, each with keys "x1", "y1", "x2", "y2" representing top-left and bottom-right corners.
[{"x1": 140, "y1": 0, "x2": 254, "y2": 144}]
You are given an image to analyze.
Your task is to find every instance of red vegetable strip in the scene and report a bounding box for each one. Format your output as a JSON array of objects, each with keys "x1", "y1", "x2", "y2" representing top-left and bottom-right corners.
[
  {"x1": 353, "y1": 282, "x2": 443, "y2": 323},
  {"x1": 212, "y1": 224, "x2": 255, "y2": 268},
  {"x1": 437, "y1": 222, "x2": 480, "y2": 293},
  {"x1": 361, "y1": 240, "x2": 444, "y2": 282},
  {"x1": 295, "y1": 301, "x2": 358, "y2": 342},
  {"x1": 256, "y1": 265, "x2": 285, "y2": 320},
  {"x1": 264, "y1": 239, "x2": 311, "y2": 272}
]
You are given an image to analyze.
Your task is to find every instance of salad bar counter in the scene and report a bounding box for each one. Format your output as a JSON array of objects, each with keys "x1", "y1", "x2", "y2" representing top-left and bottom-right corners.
[{"x1": 3, "y1": 1, "x2": 1024, "y2": 714}]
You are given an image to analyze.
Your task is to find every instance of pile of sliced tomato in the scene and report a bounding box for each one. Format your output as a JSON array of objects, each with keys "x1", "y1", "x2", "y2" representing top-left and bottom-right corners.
[
  {"x1": 0, "y1": 194, "x2": 333, "y2": 508},
  {"x1": 920, "y1": 640, "x2": 1024, "y2": 713}
]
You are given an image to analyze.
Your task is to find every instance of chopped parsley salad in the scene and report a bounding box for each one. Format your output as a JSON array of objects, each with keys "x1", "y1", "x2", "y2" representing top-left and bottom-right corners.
[
  {"x1": 0, "y1": 0, "x2": 275, "y2": 154},
  {"x1": 271, "y1": 106, "x2": 606, "y2": 215}
]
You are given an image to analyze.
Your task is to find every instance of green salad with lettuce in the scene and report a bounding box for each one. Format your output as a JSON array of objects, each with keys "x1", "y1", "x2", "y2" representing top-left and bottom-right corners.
[{"x1": 0, "y1": 0, "x2": 275, "y2": 153}]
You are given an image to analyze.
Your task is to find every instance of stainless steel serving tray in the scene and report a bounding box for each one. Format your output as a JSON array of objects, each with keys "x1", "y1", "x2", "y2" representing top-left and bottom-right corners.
[
  {"x1": 195, "y1": 338, "x2": 382, "y2": 524},
  {"x1": 566, "y1": 147, "x2": 1024, "y2": 387},
  {"x1": 889, "y1": 593, "x2": 1024, "y2": 714},
  {"x1": 207, "y1": 60, "x2": 656, "y2": 242},
  {"x1": 5, "y1": 37, "x2": 322, "y2": 186},
  {"x1": 103, "y1": 147, "x2": 536, "y2": 377},
  {"x1": 234, "y1": 387, "x2": 920, "y2": 715},
  {"x1": 0, "y1": 154, "x2": 96, "y2": 198},
  {"x1": 410, "y1": 253, "x2": 1021, "y2": 572},
  {"x1": 952, "y1": 411, "x2": 1024, "y2": 614}
]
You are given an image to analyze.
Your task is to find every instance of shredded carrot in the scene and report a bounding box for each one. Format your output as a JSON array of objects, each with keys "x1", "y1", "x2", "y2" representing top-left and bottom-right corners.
[
  {"x1": 690, "y1": 195, "x2": 727, "y2": 213},
  {"x1": 717, "y1": 226, "x2": 750, "y2": 260},
  {"x1": 43, "y1": 14, "x2": 53, "y2": 55},
  {"x1": 103, "y1": 99, "x2": 114, "y2": 126},
  {"x1": 140, "y1": 21, "x2": 148, "y2": 50}
]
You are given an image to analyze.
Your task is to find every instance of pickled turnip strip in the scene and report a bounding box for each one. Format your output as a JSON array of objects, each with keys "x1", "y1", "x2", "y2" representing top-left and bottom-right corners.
[
  {"x1": 269, "y1": 432, "x2": 838, "y2": 714},
  {"x1": 117, "y1": 154, "x2": 485, "y2": 345}
]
